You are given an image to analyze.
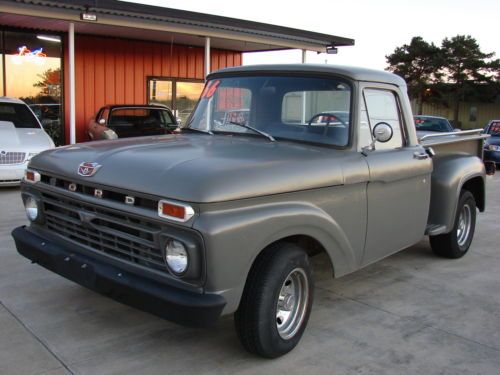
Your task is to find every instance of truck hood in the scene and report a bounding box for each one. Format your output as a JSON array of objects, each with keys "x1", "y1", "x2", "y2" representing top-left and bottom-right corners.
[
  {"x1": 0, "y1": 121, "x2": 54, "y2": 152},
  {"x1": 30, "y1": 134, "x2": 348, "y2": 203}
]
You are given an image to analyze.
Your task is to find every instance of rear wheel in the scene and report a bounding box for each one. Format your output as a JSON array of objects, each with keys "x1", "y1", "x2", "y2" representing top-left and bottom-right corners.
[
  {"x1": 430, "y1": 190, "x2": 476, "y2": 259},
  {"x1": 234, "y1": 243, "x2": 313, "y2": 358}
]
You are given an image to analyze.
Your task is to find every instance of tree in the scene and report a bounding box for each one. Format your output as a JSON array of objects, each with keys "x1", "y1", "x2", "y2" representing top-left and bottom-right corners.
[
  {"x1": 439, "y1": 35, "x2": 500, "y2": 127},
  {"x1": 386, "y1": 37, "x2": 442, "y2": 115},
  {"x1": 33, "y1": 68, "x2": 61, "y2": 98}
]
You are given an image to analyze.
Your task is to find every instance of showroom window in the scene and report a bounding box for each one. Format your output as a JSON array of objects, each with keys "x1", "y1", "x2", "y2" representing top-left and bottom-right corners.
[
  {"x1": 147, "y1": 78, "x2": 204, "y2": 125},
  {"x1": 1, "y1": 30, "x2": 63, "y2": 145}
]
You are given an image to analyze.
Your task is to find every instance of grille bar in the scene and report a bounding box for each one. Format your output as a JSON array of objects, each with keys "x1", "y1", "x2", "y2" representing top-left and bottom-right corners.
[
  {"x1": 0, "y1": 152, "x2": 26, "y2": 165},
  {"x1": 46, "y1": 217, "x2": 165, "y2": 267},
  {"x1": 38, "y1": 172, "x2": 158, "y2": 211},
  {"x1": 45, "y1": 209, "x2": 163, "y2": 260},
  {"x1": 42, "y1": 195, "x2": 158, "y2": 241},
  {"x1": 41, "y1": 191, "x2": 168, "y2": 273}
]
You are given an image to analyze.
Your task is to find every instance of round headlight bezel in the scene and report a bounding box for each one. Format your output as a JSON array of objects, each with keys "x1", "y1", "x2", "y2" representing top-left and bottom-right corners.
[
  {"x1": 164, "y1": 239, "x2": 189, "y2": 276},
  {"x1": 24, "y1": 195, "x2": 39, "y2": 222}
]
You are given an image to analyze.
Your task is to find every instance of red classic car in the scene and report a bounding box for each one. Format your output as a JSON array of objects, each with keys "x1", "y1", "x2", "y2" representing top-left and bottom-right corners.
[{"x1": 88, "y1": 104, "x2": 179, "y2": 141}]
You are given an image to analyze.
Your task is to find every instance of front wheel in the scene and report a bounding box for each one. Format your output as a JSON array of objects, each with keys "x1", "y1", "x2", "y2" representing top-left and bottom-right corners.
[
  {"x1": 430, "y1": 190, "x2": 476, "y2": 259},
  {"x1": 234, "y1": 243, "x2": 313, "y2": 358}
]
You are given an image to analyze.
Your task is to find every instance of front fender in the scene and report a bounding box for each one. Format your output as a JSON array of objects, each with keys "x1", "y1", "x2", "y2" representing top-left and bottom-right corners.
[
  {"x1": 194, "y1": 200, "x2": 359, "y2": 314},
  {"x1": 429, "y1": 155, "x2": 485, "y2": 232}
]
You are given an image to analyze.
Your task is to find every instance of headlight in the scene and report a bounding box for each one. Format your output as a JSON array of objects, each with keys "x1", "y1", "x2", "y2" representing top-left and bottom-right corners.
[
  {"x1": 488, "y1": 144, "x2": 500, "y2": 151},
  {"x1": 165, "y1": 239, "x2": 188, "y2": 275},
  {"x1": 24, "y1": 196, "x2": 39, "y2": 222}
]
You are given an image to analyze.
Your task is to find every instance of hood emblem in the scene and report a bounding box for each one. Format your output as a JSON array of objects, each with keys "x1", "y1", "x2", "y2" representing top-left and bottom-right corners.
[{"x1": 78, "y1": 162, "x2": 101, "y2": 177}]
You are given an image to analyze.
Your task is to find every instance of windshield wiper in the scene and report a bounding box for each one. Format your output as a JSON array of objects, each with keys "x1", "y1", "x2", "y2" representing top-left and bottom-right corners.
[
  {"x1": 182, "y1": 127, "x2": 214, "y2": 135},
  {"x1": 228, "y1": 121, "x2": 275, "y2": 142}
]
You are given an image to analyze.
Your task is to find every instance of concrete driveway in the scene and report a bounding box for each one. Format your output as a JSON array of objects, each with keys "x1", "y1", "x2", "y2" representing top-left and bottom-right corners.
[{"x1": 1, "y1": 176, "x2": 499, "y2": 375}]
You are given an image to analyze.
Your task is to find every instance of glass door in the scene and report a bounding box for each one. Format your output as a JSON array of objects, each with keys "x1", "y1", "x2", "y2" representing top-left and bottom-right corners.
[
  {"x1": 147, "y1": 78, "x2": 204, "y2": 125},
  {"x1": 3, "y1": 31, "x2": 63, "y2": 144}
]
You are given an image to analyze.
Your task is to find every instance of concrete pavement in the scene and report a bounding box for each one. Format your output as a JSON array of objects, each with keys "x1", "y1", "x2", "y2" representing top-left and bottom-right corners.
[{"x1": 0, "y1": 175, "x2": 499, "y2": 375}]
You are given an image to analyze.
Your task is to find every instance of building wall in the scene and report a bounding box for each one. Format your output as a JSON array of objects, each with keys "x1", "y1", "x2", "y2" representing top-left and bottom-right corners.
[
  {"x1": 410, "y1": 97, "x2": 500, "y2": 129},
  {"x1": 64, "y1": 35, "x2": 242, "y2": 143}
]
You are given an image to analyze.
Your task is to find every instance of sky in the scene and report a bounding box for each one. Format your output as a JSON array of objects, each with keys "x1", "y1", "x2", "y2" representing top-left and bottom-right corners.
[{"x1": 126, "y1": 0, "x2": 500, "y2": 70}]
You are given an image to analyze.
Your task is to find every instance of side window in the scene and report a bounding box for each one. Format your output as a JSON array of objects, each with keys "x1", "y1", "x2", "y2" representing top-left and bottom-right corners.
[
  {"x1": 100, "y1": 108, "x2": 110, "y2": 123},
  {"x1": 363, "y1": 89, "x2": 404, "y2": 150},
  {"x1": 161, "y1": 110, "x2": 176, "y2": 126}
]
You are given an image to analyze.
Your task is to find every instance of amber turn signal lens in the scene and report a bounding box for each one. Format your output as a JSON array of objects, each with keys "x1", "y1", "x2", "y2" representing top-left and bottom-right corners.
[
  {"x1": 161, "y1": 202, "x2": 185, "y2": 219},
  {"x1": 26, "y1": 171, "x2": 35, "y2": 181},
  {"x1": 158, "y1": 200, "x2": 195, "y2": 222},
  {"x1": 24, "y1": 170, "x2": 40, "y2": 183}
]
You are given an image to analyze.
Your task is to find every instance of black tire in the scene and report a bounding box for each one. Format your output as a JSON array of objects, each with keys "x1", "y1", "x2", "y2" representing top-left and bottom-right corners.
[
  {"x1": 430, "y1": 190, "x2": 476, "y2": 259},
  {"x1": 234, "y1": 242, "x2": 314, "y2": 358}
]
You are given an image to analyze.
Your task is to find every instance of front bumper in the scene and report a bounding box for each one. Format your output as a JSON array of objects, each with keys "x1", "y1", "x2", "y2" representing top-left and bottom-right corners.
[
  {"x1": 12, "y1": 226, "x2": 226, "y2": 327},
  {"x1": 0, "y1": 162, "x2": 27, "y2": 185}
]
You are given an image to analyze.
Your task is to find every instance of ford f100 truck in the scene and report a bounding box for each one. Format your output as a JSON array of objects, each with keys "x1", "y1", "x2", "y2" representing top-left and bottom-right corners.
[{"x1": 12, "y1": 65, "x2": 490, "y2": 358}]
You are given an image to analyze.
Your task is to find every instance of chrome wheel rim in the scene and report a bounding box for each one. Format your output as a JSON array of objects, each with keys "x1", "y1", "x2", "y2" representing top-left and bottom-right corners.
[
  {"x1": 276, "y1": 268, "x2": 309, "y2": 340},
  {"x1": 457, "y1": 204, "x2": 472, "y2": 247}
]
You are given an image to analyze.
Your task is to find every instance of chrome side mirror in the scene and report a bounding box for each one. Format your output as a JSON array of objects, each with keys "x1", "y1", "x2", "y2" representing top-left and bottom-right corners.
[
  {"x1": 98, "y1": 118, "x2": 106, "y2": 125},
  {"x1": 372, "y1": 122, "x2": 393, "y2": 143},
  {"x1": 176, "y1": 117, "x2": 182, "y2": 126}
]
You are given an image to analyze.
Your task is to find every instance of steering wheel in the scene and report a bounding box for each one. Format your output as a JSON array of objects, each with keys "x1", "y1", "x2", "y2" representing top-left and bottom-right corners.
[{"x1": 307, "y1": 112, "x2": 348, "y2": 136}]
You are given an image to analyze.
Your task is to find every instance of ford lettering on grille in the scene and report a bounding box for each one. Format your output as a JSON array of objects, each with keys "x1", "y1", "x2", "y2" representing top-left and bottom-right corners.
[{"x1": 78, "y1": 162, "x2": 101, "y2": 177}]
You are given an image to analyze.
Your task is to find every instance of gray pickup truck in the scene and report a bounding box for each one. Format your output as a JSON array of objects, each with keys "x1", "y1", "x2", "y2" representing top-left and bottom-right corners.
[{"x1": 12, "y1": 65, "x2": 490, "y2": 358}]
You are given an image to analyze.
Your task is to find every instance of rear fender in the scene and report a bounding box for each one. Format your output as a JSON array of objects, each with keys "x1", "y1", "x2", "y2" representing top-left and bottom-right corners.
[{"x1": 429, "y1": 155, "x2": 485, "y2": 233}]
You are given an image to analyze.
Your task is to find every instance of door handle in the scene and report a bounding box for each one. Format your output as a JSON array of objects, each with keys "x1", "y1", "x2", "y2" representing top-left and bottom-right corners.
[{"x1": 413, "y1": 151, "x2": 429, "y2": 160}]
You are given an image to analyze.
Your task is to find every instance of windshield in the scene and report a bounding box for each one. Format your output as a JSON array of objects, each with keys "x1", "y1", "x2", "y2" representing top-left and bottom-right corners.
[
  {"x1": 414, "y1": 116, "x2": 453, "y2": 132},
  {"x1": 0, "y1": 103, "x2": 40, "y2": 129},
  {"x1": 187, "y1": 76, "x2": 352, "y2": 147},
  {"x1": 487, "y1": 122, "x2": 500, "y2": 136},
  {"x1": 108, "y1": 108, "x2": 177, "y2": 137}
]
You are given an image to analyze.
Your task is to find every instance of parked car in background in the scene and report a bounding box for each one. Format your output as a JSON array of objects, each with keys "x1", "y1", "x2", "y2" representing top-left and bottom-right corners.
[
  {"x1": 0, "y1": 97, "x2": 55, "y2": 186},
  {"x1": 414, "y1": 115, "x2": 455, "y2": 138},
  {"x1": 88, "y1": 105, "x2": 179, "y2": 141},
  {"x1": 483, "y1": 120, "x2": 500, "y2": 168}
]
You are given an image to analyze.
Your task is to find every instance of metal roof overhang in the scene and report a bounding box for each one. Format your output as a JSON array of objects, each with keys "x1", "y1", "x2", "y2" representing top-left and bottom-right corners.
[{"x1": 0, "y1": 0, "x2": 354, "y2": 53}]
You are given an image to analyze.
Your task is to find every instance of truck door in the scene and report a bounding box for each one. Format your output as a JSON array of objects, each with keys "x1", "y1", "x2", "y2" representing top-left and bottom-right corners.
[{"x1": 361, "y1": 87, "x2": 432, "y2": 266}]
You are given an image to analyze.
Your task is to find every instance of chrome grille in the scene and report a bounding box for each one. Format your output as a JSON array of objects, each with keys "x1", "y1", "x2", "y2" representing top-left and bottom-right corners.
[
  {"x1": 41, "y1": 192, "x2": 167, "y2": 273},
  {"x1": 0, "y1": 152, "x2": 26, "y2": 165}
]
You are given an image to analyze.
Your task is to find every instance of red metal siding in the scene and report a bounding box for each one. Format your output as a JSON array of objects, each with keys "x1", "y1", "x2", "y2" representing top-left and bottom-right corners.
[{"x1": 64, "y1": 35, "x2": 242, "y2": 143}]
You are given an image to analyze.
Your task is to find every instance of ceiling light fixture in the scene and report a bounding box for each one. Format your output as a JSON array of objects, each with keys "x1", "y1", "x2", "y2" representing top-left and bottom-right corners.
[{"x1": 37, "y1": 35, "x2": 61, "y2": 43}]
